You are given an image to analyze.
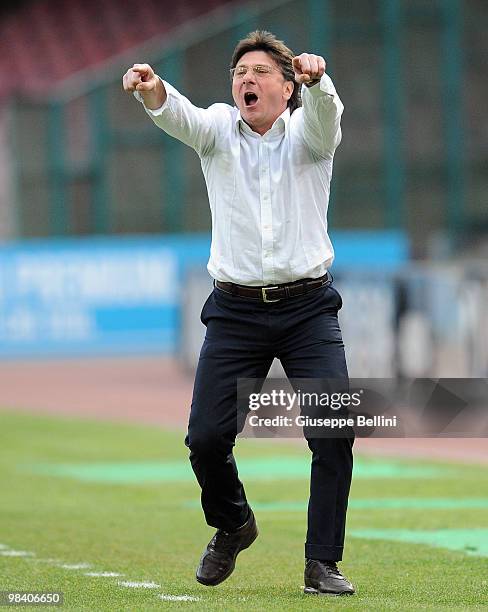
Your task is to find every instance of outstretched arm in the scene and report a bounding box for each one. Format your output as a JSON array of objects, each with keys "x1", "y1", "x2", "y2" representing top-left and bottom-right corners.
[
  {"x1": 122, "y1": 63, "x2": 217, "y2": 156},
  {"x1": 292, "y1": 53, "x2": 344, "y2": 159}
]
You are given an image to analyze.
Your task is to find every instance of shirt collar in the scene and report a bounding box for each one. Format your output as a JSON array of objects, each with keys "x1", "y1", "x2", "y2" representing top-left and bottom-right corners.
[{"x1": 235, "y1": 106, "x2": 290, "y2": 137}]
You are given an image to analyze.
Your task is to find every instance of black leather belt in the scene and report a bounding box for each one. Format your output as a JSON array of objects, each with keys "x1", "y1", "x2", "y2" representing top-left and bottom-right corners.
[{"x1": 214, "y1": 272, "x2": 331, "y2": 303}]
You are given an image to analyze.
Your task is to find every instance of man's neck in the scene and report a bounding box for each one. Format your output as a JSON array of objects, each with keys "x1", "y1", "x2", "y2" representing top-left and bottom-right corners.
[
  {"x1": 243, "y1": 108, "x2": 288, "y2": 136},
  {"x1": 246, "y1": 121, "x2": 271, "y2": 136}
]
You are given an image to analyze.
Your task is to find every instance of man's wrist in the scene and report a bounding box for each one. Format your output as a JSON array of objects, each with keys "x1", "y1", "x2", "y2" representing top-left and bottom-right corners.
[
  {"x1": 304, "y1": 78, "x2": 321, "y2": 88},
  {"x1": 141, "y1": 80, "x2": 166, "y2": 109}
]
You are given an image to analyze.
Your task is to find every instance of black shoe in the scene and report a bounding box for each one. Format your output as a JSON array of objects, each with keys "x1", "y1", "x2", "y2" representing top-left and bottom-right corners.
[
  {"x1": 304, "y1": 559, "x2": 355, "y2": 596},
  {"x1": 196, "y1": 510, "x2": 258, "y2": 586}
]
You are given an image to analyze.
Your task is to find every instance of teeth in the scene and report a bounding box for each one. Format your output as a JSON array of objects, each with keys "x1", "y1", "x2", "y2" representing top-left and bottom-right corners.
[{"x1": 244, "y1": 92, "x2": 257, "y2": 105}]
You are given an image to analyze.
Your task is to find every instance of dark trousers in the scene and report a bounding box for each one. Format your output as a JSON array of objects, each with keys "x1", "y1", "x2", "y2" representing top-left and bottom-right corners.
[{"x1": 184, "y1": 281, "x2": 354, "y2": 562}]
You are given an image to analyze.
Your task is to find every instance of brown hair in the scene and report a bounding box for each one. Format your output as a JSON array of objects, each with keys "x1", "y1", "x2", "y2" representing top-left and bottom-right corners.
[{"x1": 230, "y1": 30, "x2": 301, "y2": 114}]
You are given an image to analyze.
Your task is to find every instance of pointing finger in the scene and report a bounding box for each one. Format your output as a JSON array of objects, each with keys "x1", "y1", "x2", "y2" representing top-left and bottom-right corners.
[{"x1": 132, "y1": 63, "x2": 153, "y2": 77}]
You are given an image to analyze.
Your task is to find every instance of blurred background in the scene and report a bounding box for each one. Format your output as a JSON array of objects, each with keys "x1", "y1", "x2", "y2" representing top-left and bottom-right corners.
[
  {"x1": 2, "y1": 7, "x2": 488, "y2": 600},
  {"x1": 0, "y1": 0, "x2": 487, "y2": 380}
]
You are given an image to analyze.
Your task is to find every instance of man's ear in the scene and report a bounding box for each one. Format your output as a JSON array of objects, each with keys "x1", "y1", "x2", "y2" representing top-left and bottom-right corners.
[{"x1": 283, "y1": 80, "x2": 294, "y2": 101}]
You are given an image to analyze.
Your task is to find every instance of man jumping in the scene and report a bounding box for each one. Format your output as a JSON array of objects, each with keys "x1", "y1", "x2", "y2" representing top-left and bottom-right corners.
[{"x1": 123, "y1": 29, "x2": 355, "y2": 597}]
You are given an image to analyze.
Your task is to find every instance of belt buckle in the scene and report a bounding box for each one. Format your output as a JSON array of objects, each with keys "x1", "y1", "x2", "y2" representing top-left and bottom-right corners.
[{"x1": 261, "y1": 286, "x2": 280, "y2": 303}]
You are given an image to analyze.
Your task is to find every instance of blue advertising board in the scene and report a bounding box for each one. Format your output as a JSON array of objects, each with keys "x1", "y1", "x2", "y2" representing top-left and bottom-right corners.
[
  {"x1": 0, "y1": 234, "x2": 210, "y2": 357},
  {"x1": 0, "y1": 231, "x2": 408, "y2": 358}
]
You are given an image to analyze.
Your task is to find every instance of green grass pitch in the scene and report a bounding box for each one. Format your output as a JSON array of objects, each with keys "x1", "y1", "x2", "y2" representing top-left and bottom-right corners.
[{"x1": 0, "y1": 409, "x2": 487, "y2": 611}]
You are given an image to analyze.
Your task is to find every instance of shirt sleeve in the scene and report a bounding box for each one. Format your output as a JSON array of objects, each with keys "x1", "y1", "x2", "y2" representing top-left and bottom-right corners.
[
  {"x1": 133, "y1": 78, "x2": 218, "y2": 157},
  {"x1": 300, "y1": 73, "x2": 344, "y2": 159}
]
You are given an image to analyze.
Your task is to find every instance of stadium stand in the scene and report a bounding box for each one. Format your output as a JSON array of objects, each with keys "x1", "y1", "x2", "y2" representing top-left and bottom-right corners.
[{"x1": 0, "y1": 0, "x2": 237, "y2": 99}]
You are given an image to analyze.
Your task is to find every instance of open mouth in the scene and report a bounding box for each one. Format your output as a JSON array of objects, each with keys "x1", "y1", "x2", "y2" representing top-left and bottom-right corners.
[{"x1": 244, "y1": 92, "x2": 259, "y2": 107}]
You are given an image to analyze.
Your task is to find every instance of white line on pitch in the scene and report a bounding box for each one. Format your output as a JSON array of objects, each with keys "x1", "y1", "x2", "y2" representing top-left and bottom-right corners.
[
  {"x1": 85, "y1": 571, "x2": 123, "y2": 577},
  {"x1": 118, "y1": 580, "x2": 161, "y2": 589},
  {"x1": 58, "y1": 562, "x2": 91, "y2": 570},
  {"x1": 159, "y1": 594, "x2": 200, "y2": 602},
  {"x1": 0, "y1": 542, "x2": 165, "y2": 595}
]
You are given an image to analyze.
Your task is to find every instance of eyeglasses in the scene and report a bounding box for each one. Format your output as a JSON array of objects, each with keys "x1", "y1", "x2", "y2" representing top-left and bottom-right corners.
[{"x1": 230, "y1": 64, "x2": 279, "y2": 79}]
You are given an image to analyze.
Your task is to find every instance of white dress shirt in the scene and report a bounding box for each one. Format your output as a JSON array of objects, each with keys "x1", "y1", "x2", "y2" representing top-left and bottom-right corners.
[{"x1": 135, "y1": 74, "x2": 343, "y2": 286}]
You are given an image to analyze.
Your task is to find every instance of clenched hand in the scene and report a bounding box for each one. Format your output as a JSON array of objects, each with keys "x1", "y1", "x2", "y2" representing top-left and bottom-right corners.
[{"x1": 292, "y1": 54, "x2": 326, "y2": 85}]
